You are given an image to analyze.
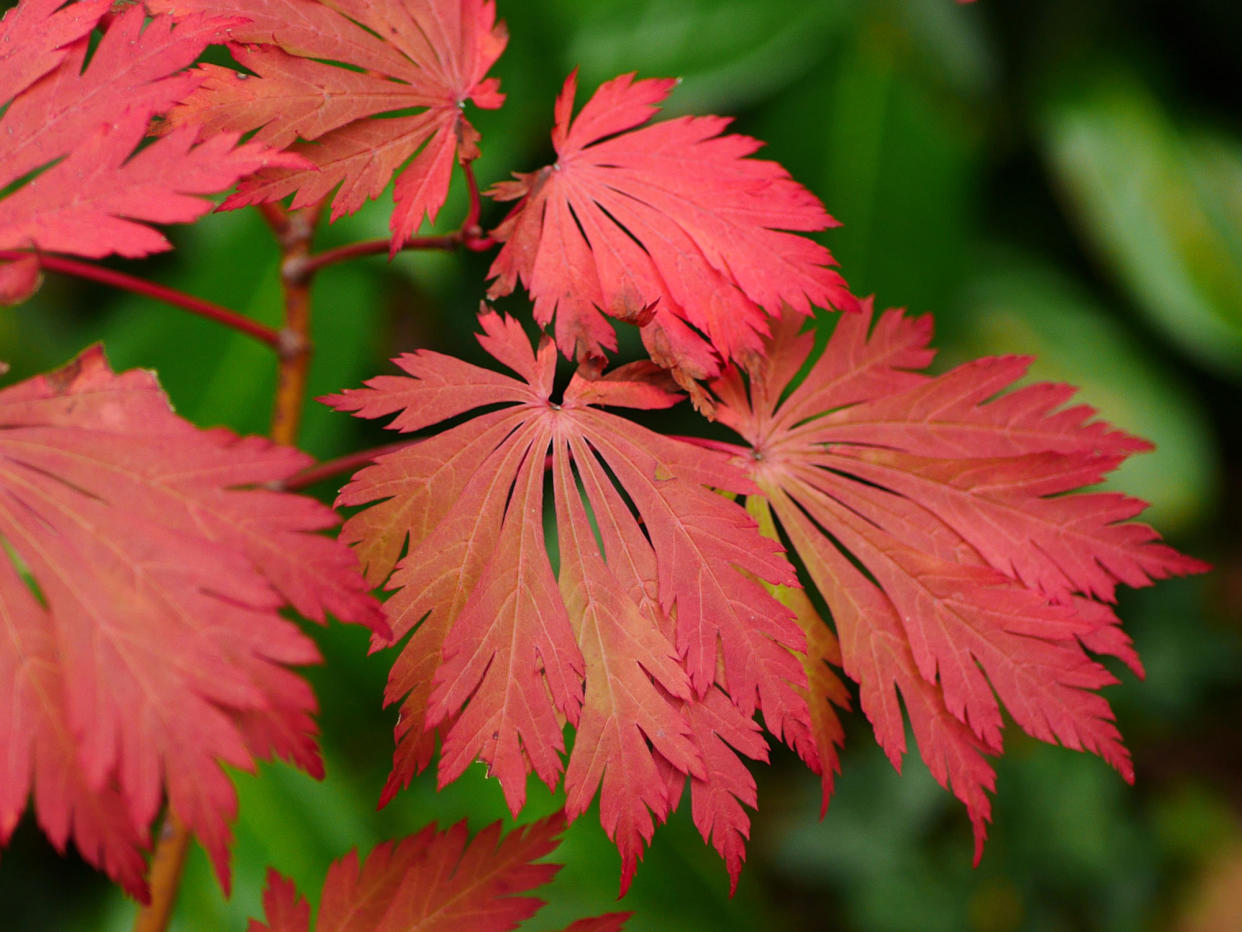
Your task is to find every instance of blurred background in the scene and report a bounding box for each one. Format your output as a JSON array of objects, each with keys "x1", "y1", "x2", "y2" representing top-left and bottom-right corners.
[{"x1": 1, "y1": 0, "x2": 1239, "y2": 929}]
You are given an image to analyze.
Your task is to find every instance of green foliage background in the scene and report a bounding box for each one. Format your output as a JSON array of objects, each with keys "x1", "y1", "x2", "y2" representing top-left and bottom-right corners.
[{"x1": 1, "y1": 1, "x2": 1238, "y2": 929}]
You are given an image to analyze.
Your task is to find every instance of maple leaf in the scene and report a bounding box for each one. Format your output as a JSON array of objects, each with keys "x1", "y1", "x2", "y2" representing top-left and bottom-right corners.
[
  {"x1": 709, "y1": 304, "x2": 1210, "y2": 859},
  {"x1": 0, "y1": 347, "x2": 386, "y2": 900},
  {"x1": 150, "y1": 0, "x2": 507, "y2": 251},
  {"x1": 0, "y1": 1, "x2": 306, "y2": 261},
  {"x1": 486, "y1": 71, "x2": 855, "y2": 387},
  {"x1": 0, "y1": 0, "x2": 107, "y2": 105},
  {"x1": 246, "y1": 814, "x2": 630, "y2": 932},
  {"x1": 325, "y1": 310, "x2": 814, "y2": 888}
]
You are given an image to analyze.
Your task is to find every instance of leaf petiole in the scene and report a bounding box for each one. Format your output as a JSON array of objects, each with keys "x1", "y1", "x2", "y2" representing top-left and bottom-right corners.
[{"x1": 0, "y1": 250, "x2": 282, "y2": 348}]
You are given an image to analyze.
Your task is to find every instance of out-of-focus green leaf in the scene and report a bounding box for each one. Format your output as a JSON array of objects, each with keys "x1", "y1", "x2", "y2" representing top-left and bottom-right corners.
[
  {"x1": 1041, "y1": 68, "x2": 1242, "y2": 378},
  {"x1": 953, "y1": 254, "x2": 1218, "y2": 533},
  {"x1": 88, "y1": 210, "x2": 281, "y2": 437},
  {"x1": 544, "y1": 0, "x2": 848, "y2": 114},
  {"x1": 895, "y1": 0, "x2": 994, "y2": 99},
  {"x1": 765, "y1": 747, "x2": 973, "y2": 932},
  {"x1": 753, "y1": 1, "x2": 983, "y2": 319}
]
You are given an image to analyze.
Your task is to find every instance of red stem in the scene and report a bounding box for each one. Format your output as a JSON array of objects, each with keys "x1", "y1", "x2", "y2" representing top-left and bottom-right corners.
[
  {"x1": 254, "y1": 201, "x2": 291, "y2": 235},
  {"x1": 459, "y1": 160, "x2": 490, "y2": 248},
  {"x1": 281, "y1": 440, "x2": 418, "y2": 492},
  {"x1": 299, "y1": 160, "x2": 497, "y2": 276},
  {"x1": 1, "y1": 250, "x2": 281, "y2": 347},
  {"x1": 301, "y1": 234, "x2": 464, "y2": 276}
]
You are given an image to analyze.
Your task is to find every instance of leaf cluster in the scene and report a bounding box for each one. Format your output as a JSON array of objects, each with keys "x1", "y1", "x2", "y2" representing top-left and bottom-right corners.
[{"x1": 0, "y1": 1, "x2": 1212, "y2": 929}]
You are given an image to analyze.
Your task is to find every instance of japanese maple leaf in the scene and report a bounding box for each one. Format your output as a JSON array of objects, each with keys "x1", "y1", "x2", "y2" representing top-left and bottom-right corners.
[
  {"x1": 326, "y1": 310, "x2": 816, "y2": 888},
  {"x1": 487, "y1": 71, "x2": 855, "y2": 387},
  {"x1": 247, "y1": 815, "x2": 630, "y2": 932},
  {"x1": 0, "y1": 347, "x2": 386, "y2": 900},
  {"x1": 150, "y1": 0, "x2": 507, "y2": 251},
  {"x1": 0, "y1": 0, "x2": 107, "y2": 105},
  {"x1": 0, "y1": 1, "x2": 305, "y2": 260},
  {"x1": 709, "y1": 305, "x2": 1210, "y2": 859}
]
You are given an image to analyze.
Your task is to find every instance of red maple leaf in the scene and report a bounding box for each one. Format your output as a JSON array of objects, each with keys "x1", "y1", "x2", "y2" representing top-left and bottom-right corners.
[
  {"x1": 325, "y1": 310, "x2": 816, "y2": 889},
  {"x1": 0, "y1": 0, "x2": 107, "y2": 105},
  {"x1": 150, "y1": 0, "x2": 507, "y2": 251},
  {"x1": 486, "y1": 71, "x2": 855, "y2": 385},
  {"x1": 0, "y1": 0, "x2": 305, "y2": 260},
  {"x1": 709, "y1": 305, "x2": 1210, "y2": 859},
  {"x1": 246, "y1": 815, "x2": 629, "y2": 932},
  {"x1": 0, "y1": 347, "x2": 386, "y2": 900}
]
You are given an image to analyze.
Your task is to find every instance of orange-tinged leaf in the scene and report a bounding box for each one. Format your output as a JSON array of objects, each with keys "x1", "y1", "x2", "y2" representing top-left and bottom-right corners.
[
  {"x1": 773, "y1": 481, "x2": 998, "y2": 861},
  {"x1": 247, "y1": 816, "x2": 628, "y2": 932},
  {"x1": 0, "y1": 348, "x2": 385, "y2": 899},
  {"x1": 248, "y1": 871, "x2": 311, "y2": 932},
  {"x1": 656, "y1": 685, "x2": 768, "y2": 893},
  {"x1": 0, "y1": 555, "x2": 149, "y2": 899},
  {"x1": 152, "y1": 0, "x2": 508, "y2": 249},
  {"x1": 710, "y1": 305, "x2": 1209, "y2": 858},
  {"x1": 326, "y1": 310, "x2": 808, "y2": 886},
  {"x1": 554, "y1": 436, "x2": 699, "y2": 889},
  {"x1": 0, "y1": 2, "x2": 303, "y2": 260},
  {"x1": 745, "y1": 495, "x2": 849, "y2": 812},
  {"x1": 487, "y1": 71, "x2": 855, "y2": 381},
  {"x1": 316, "y1": 818, "x2": 559, "y2": 932}
]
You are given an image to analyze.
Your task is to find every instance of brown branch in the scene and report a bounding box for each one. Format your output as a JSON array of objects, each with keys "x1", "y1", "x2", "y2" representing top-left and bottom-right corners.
[
  {"x1": 131, "y1": 815, "x2": 191, "y2": 932},
  {"x1": 269, "y1": 205, "x2": 320, "y2": 446},
  {"x1": 0, "y1": 250, "x2": 281, "y2": 347}
]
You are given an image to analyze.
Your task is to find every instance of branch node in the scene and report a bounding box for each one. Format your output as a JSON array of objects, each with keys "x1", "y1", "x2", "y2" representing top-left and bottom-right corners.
[
  {"x1": 276, "y1": 326, "x2": 310, "y2": 361},
  {"x1": 281, "y1": 253, "x2": 311, "y2": 286}
]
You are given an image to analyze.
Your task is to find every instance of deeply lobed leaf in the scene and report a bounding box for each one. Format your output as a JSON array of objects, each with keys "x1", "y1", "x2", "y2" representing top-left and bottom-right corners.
[
  {"x1": 710, "y1": 305, "x2": 1209, "y2": 858},
  {"x1": 0, "y1": 1, "x2": 303, "y2": 261},
  {"x1": 487, "y1": 71, "x2": 856, "y2": 390},
  {"x1": 0, "y1": 348, "x2": 385, "y2": 899},
  {"x1": 326, "y1": 310, "x2": 817, "y2": 889},
  {"x1": 247, "y1": 815, "x2": 630, "y2": 932},
  {"x1": 151, "y1": 0, "x2": 508, "y2": 250},
  {"x1": 0, "y1": 0, "x2": 109, "y2": 106}
]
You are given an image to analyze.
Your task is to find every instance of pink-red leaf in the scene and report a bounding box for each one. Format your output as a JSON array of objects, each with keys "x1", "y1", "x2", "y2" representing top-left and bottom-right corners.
[
  {"x1": 248, "y1": 871, "x2": 311, "y2": 932},
  {"x1": 487, "y1": 71, "x2": 855, "y2": 382},
  {"x1": 0, "y1": 0, "x2": 108, "y2": 106},
  {"x1": 656, "y1": 685, "x2": 769, "y2": 893},
  {"x1": 0, "y1": 112, "x2": 307, "y2": 259},
  {"x1": 326, "y1": 310, "x2": 808, "y2": 887},
  {"x1": 0, "y1": 2, "x2": 303, "y2": 260},
  {"x1": 152, "y1": 0, "x2": 507, "y2": 249},
  {"x1": 745, "y1": 496, "x2": 849, "y2": 812},
  {"x1": 0, "y1": 348, "x2": 385, "y2": 899},
  {"x1": 247, "y1": 816, "x2": 623, "y2": 932},
  {"x1": 710, "y1": 305, "x2": 1208, "y2": 857}
]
